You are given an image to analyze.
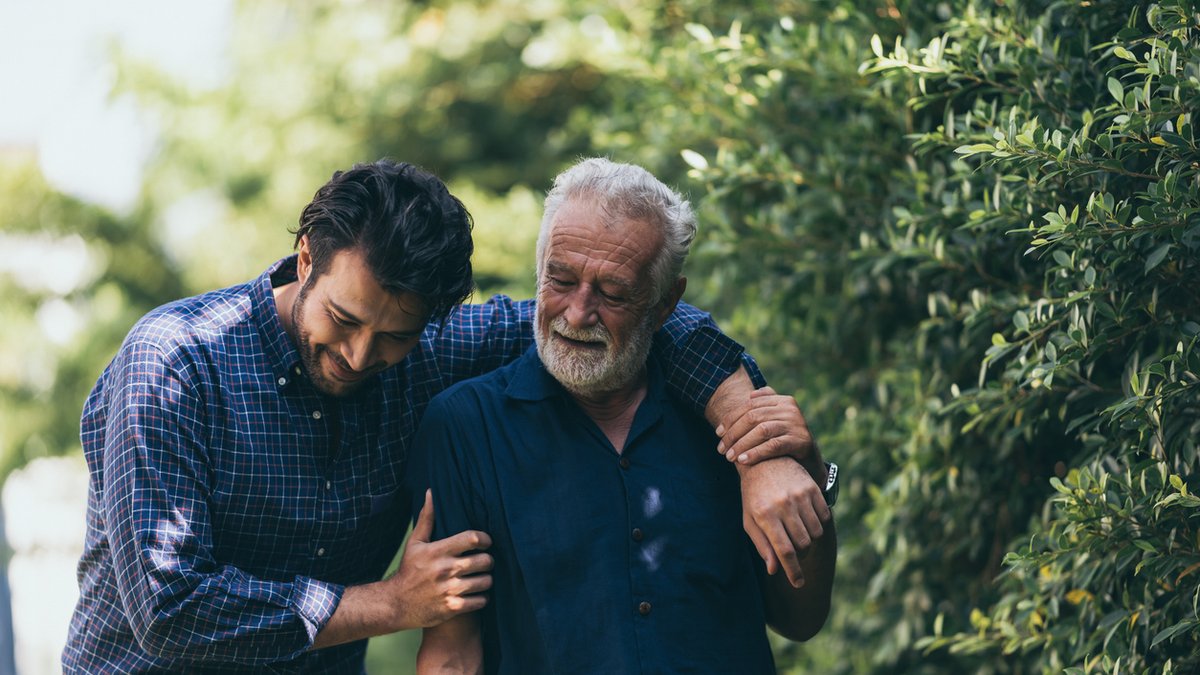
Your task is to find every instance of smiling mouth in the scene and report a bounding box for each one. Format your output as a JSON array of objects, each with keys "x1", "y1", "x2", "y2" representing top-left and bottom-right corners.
[
  {"x1": 556, "y1": 333, "x2": 606, "y2": 350},
  {"x1": 327, "y1": 353, "x2": 370, "y2": 381}
]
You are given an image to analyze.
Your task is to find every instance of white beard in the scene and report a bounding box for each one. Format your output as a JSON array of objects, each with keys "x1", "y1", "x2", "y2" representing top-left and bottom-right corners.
[{"x1": 534, "y1": 309, "x2": 657, "y2": 396}]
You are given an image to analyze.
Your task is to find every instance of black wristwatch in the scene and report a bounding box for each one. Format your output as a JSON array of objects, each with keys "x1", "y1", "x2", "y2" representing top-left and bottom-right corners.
[{"x1": 822, "y1": 461, "x2": 839, "y2": 508}]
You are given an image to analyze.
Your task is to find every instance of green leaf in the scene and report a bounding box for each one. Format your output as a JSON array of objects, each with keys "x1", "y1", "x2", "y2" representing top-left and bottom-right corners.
[
  {"x1": 1144, "y1": 243, "x2": 1171, "y2": 274},
  {"x1": 1052, "y1": 250, "x2": 1072, "y2": 268},
  {"x1": 1013, "y1": 311, "x2": 1029, "y2": 331},
  {"x1": 954, "y1": 143, "x2": 996, "y2": 155},
  {"x1": 1113, "y1": 46, "x2": 1136, "y2": 61},
  {"x1": 992, "y1": 333, "x2": 1008, "y2": 346},
  {"x1": 1151, "y1": 620, "x2": 1198, "y2": 648},
  {"x1": 1107, "y1": 77, "x2": 1124, "y2": 103}
]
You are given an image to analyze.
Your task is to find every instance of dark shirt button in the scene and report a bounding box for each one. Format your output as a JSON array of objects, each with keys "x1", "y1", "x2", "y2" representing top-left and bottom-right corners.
[
  {"x1": 632, "y1": 528, "x2": 644, "y2": 542},
  {"x1": 638, "y1": 601, "x2": 652, "y2": 616},
  {"x1": 619, "y1": 457, "x2": 631, "y2": 470}
]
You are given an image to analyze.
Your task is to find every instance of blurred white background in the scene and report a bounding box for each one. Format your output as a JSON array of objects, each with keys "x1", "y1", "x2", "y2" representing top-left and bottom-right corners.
[{"x1": 0, "y1": 2, "x2": 230, "y2": 672}]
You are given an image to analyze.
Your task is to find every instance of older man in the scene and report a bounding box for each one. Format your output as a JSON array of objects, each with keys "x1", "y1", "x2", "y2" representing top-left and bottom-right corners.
[{"x1": 408, "y1": 158, "x2": 838, "y2": 673}]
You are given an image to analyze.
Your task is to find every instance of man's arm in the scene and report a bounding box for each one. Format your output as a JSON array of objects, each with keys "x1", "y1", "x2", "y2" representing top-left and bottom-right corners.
[
  {"x1": 313, "y1": 491, "x2": 493, "y2": 649},
  {"x1": 705, "y1": 369, "x2": 830, "y2": 588},
  {"x1": 416, "y1": 614, "x2": 483, "y2": 675},
  {"x1": 761, "y1": 516, "x2": 837, "y2": 641},
  {"x1": 104, "y1": 338, "x2": 488, "y2": 662},
  {"x1": 103, "y1": 338, "x2": 339, "y2": 663}
]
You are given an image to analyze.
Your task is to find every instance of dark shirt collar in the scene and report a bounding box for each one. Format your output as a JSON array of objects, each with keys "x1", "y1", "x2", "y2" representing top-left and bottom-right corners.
[
  {"x1": 504, "y1": 345, "x2": 668, "y2": 434},
  {"x1": 252, "y1": 255, "x2": 304, "y2": 381}
]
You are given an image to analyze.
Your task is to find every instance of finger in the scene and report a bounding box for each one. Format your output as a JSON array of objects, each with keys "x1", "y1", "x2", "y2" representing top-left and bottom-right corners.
[
  {"x1": 411, "y1": 490, "x2": 435, "y2": 543},
  {"x1": 453, "y1": 551, "x2": 495, "y2": 576},
  {"x1": 724, "y1": 422, "x2": 797, "y2": 463},
  {"x1": 448, "y1": 594, "x2": 488, "y2": 615},
  {"x1": 743, "y1": 515, "x2": 779, "y2": 576},
  {"x1": 795, "y1": 496, "x2": 826, "y2": 541},
  {"x1": 440, "y1": 529, "x2": 493, "y2": 555},
  {"x1": 717, "y1": 398, "x2": 788, "y2": 458},
  {"x1": 453, "y1": 573, "x2": 494, "y2": 596},
  {"x1": 780, "y1": 514, "x2": 814, "y2": 589},
  {"x1": 760, "y1": 515, "x2": 805, "y2": 588},
  {"x1": 749, "y1": 386, "x2": 777, "y2": 399}
]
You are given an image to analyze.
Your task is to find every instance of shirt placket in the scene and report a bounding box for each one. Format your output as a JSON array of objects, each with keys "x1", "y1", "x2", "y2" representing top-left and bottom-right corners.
[{"x1": 618, "y1": 441, "x2": 658, "y2": 673}]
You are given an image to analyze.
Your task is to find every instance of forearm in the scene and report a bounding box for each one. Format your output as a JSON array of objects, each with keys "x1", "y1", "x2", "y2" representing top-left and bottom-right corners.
[
  {"x1": 763, "y1": 517, "x2": 838, "y2": 641},
  {"x1": 311, "y1": 581, "x2": 405, "y2": 650},
  {"x1": 417, "y1": 615, "x2": 483, "y2": 674}
]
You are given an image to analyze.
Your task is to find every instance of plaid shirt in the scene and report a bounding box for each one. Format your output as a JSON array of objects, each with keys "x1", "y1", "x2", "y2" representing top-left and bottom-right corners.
[{"x1": 62, "y1": 255, "x2": 760, "y2": 674}]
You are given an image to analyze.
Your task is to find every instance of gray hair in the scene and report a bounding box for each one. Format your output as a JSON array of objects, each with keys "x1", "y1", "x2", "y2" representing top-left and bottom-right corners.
[{"x1": 536, "y1": 157, "x2": 697, "y2": 305}]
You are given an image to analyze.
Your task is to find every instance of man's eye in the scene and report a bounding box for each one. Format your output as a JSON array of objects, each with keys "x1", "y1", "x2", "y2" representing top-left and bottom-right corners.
[
  {"x1": 548, "y1": 277, "x2": 573, "y2": 288},
  {"x1": 330, "y1": 313, "x2": 355, "y2": 327}
]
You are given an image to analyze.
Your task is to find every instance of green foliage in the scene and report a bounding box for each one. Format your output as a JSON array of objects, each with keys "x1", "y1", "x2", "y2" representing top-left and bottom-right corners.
[
  {"x1": 595, "y1": 0, "x2": 1199, "y2": 671},
  {"x1": 0, "y1": 159, "x2": 186, "y2": 480}
]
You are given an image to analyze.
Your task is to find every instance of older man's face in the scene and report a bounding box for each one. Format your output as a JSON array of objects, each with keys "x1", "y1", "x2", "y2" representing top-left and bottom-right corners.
[{"x1": 534, "y1": 198, "x2": 664, "y2": 395}]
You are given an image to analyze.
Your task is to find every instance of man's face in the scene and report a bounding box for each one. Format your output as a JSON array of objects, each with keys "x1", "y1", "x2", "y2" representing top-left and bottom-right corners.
[
  {"x1": 534, "y1": 197, "x2": 671, "y2": 395},
  {"x1": 291, "y1": 244, "x2": 428, "y2": 397}
]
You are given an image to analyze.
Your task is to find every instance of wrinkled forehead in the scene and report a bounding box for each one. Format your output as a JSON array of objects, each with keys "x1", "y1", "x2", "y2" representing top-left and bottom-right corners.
[{"x1": 544, "y1": 199, "x2": 662, "y2": 270}]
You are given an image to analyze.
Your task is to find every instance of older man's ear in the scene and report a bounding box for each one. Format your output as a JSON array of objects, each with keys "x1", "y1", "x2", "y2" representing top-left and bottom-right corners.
[{"x1": 655, "y1": 277, "x2": 688, "y2": 330}]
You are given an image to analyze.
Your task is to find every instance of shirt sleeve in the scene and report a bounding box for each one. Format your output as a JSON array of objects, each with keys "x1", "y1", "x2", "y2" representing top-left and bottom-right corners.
[
  {"x1": 405, "y1": 390, "x2": 486, "y2": 542},
  {"x1": 427, "y1": 296, "x2": 766, "y2": 416},
  {"x1": 101, "y1": 336, "x2": 343, "y2": 664}
]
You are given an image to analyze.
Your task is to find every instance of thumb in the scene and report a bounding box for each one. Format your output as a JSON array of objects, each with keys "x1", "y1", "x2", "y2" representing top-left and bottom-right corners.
[{"x1": 411, "y1": 489, "x2": 435, "y2": 542}]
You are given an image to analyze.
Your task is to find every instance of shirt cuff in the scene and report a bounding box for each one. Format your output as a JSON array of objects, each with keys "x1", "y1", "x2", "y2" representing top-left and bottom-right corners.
[{"x1": 288, "y1": 576, "x2": 344, "y2": 644}]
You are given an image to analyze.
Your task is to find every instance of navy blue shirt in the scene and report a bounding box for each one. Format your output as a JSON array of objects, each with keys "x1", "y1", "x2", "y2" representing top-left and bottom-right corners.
[
  {"x1": 64, "y1": 256, "x2": 762, "y2": 674},
  {"x1": 410, "y1": 347, "x2": 776, "y2": 674}
]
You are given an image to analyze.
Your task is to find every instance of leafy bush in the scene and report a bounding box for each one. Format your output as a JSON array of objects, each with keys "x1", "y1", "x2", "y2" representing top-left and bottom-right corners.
[{"x1": 597, "y1": 0, "x2": 1199, "y2": 671}]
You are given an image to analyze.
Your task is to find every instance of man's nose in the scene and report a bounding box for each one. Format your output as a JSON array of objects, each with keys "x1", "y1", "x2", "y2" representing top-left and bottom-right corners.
[
  {"x1": 341, "y1": 332, "x2": 376, "y2": 372},
  {"x1": 564, "y1": 287, "x2": 600, "y2": 328}
]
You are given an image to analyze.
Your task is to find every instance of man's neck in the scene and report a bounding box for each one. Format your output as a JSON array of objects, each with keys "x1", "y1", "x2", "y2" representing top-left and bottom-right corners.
[
  {"x1": 272, "y1": 280, "x2": 299, "y2": 343},
  {"x1": 567, "y1": 375, "x2": 648, "y2": 454}
]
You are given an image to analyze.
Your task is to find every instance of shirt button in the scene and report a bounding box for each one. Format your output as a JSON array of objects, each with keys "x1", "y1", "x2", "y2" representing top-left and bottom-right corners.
[
  {"x1": 325, "y1": 480, "x2": 332, "y2": 490},
  {"x1": 619, "y1": 457, "x2": 631, "y2": 470},
  {"x1": 277, "y1": 376, "x2": 287, "y2": 386},
  {"x1": 294, "y1": 366, "x2": 302, "y2": 375},
  {"x1": 312, "y1": 410, "x2": 322, "y2": 420},
  {"x1": 638, "y1": 601, "x2": 652, "y2": 616},
  {"x1": 631, "y1": 528, "x2": 644, "y2": 542},
  {"x1": 316, "y1": 547, "x2": 326, "y2": 557}
]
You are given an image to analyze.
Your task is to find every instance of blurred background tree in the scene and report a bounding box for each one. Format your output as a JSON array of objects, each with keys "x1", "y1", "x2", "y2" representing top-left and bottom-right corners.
[{"x1": 1, "y1": 0, "x2": 1196, "y2": 672}]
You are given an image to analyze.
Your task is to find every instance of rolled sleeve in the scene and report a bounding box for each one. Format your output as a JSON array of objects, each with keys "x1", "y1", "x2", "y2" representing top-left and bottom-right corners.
[
  {"x1": 289, "y1": 576, "x2": 344, "y2": 643},
  {"x1": 656, "y1": 302, "x2": 768, "y2": 415}
]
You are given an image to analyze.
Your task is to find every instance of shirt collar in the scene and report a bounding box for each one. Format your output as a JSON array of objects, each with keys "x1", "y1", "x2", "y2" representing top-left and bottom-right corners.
[
  {"x1": 252, "y1": 255, "x2": 304, "y2": 381},
  {"x1": 504, "y1": 344, "x2": 668, "y2": 413}
]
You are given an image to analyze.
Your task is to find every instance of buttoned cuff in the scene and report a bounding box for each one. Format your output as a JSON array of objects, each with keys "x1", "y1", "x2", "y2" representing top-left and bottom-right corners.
[{"x1": 289, "y1": 576, "x2": 344, "y2": 643}]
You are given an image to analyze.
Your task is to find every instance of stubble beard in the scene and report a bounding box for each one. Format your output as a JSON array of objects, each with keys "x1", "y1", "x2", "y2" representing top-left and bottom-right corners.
[{"x1": 291, "y1": 279, "x2": 360, "y2": 398}]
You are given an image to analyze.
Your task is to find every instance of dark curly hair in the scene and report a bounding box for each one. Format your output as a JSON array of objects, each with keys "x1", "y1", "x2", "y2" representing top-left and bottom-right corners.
[{"x1": 293, "y1": 159, "x2": 474, "y2": 323}]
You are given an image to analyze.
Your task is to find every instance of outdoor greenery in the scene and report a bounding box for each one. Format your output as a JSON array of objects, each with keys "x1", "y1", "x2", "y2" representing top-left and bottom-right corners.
[{"x1": 1, "y1": 0, "x2": 1196, "y2": 672}]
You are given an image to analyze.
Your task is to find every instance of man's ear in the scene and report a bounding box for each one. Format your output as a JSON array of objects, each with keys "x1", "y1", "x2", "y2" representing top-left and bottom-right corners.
[
  {"x1": 296, "y1": 235, "x2": 313, "y2": 285},
  {"x1": 654, "y1": 277, "x2": 687, "y2": 330}
]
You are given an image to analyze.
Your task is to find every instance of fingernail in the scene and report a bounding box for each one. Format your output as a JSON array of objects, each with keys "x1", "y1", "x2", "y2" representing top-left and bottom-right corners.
[
  {"x1": 738, "y1": 454, "x2": 749, "y2": 463},
  {"x1": 715, "y1": 424, "x2": 725, "y2": 436},
  {"x1": 717, "y1": 441, "x2": 725, "y2": 454}
]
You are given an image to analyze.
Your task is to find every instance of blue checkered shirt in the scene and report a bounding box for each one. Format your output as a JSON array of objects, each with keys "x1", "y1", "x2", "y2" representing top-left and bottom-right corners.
[{"x1": 62, "y1": 256, "x2": 761, "y2": 674}]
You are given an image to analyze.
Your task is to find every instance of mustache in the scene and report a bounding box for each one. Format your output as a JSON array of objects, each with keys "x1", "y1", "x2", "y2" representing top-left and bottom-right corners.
[{"x1": 551, "y1": 316, "x2": 611, "y2": 345}]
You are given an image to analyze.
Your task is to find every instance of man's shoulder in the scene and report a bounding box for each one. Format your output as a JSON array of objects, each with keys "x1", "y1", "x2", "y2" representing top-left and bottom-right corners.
[
  {"x1": 425, "y1": 356, "x2": 519, "y2": 414},
  {"x1": 131, "y1": 282, "x2": 256, "y2": 346}
]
